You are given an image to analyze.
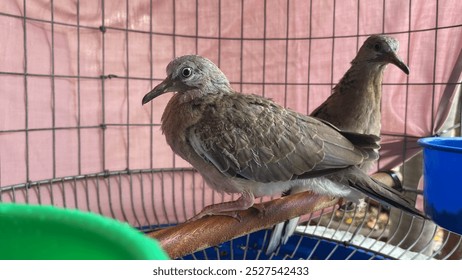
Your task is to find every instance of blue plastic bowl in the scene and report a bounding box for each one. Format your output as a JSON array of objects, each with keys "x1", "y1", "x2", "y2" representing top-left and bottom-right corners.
[{"x1": 418, "y1": 137, "x2": 462, "y2": 234}]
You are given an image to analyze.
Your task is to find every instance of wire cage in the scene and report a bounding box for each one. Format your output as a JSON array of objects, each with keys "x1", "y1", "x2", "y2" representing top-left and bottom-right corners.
[{"x1": 1, "y1": 0, "x2": 461, "y2": 260}]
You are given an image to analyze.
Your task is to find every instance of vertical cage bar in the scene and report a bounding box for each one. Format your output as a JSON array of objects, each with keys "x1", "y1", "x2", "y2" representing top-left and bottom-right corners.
[
  {"x1": 77, "y1": 0, "x2": 82, "y2": 175},
  {"x1": 125, "y1": 0, "x2": 131, "y2": 170},
  {"x1": 283, "y1": 0, "x2": 290, "y2": 108},
  {"x1": 262, "y1": 0, "x2": 267, "y2": 98},
  {"x1": 23, "y1": 0, "x2": 30, "y2": 183},
  {"x1": 100, "y1": 0, "x2": 107, "y2": 171},
  {"x1": 305, "y1": 0, "x2": 313, "y2": 115},
  {"x1": 50, "y1": 0, "x2": 57, "y2": 179}
]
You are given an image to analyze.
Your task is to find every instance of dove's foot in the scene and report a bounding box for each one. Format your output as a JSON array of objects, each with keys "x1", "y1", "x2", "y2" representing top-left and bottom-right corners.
[{"x1": 187, "y1": 191, "x2": 255, "y2": 222}]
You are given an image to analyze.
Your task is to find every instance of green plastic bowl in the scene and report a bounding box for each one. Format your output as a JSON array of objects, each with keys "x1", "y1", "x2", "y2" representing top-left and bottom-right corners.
[{"x1": 0, "y1": 203, "x2": 168, "y2": 260}]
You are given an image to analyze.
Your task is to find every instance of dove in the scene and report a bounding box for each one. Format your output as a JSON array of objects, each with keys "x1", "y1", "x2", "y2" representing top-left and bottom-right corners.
[
  {"x1": 142, "y1": 55, "x2": 424, "y2": 226},
  {"x1": 267, "y1": 35, "x2": 412, "y2": 253}
]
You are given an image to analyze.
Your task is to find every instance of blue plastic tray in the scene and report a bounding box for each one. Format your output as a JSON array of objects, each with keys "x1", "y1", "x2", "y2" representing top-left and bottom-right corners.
[{"x1": 182, "y1": 229, "x2": 389, "y2": 260}]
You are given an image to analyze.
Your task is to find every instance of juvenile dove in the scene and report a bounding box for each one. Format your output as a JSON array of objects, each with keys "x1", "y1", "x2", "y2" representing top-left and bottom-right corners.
[
  {"x1": 267, "y1": 35, "x2": 412, "y2": 253},
  {"x1": 142, "y1": 55, "x2": 424, "y2": 226}
]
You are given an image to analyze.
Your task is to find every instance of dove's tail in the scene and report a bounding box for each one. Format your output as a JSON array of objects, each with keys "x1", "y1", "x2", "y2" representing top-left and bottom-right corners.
[
  {"x1": 266, "y1": 217, "x2": 300, "y2": 255},
  {"x1": 332, "y1": 166, "x2": 428, "y2": 219}
]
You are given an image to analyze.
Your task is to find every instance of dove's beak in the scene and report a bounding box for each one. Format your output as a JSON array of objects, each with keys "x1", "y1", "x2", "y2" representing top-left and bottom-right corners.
[
  {"x1": 388, "y1": 52, "x2": 410, "y2": 75},
  {"x1": 142, "y1": 76, "x2": 175, "y2": 105}
]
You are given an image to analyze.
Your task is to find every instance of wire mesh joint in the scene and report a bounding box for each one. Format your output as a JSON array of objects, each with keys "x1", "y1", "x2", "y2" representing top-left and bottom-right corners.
[{"x1": 99, "y1": 74, "x2": 118, "y2": 79}]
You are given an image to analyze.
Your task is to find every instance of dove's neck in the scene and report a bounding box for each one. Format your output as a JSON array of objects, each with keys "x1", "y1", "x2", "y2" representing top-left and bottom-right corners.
[
  {"x1": 161, "y1": 91, "x2": 203, "y2": 159},
  {"x1": 160, "y1": 89, "x2": 233, "y2": 159},
  {"x1": 337, "y1": 62, "x2": 386, "y2": 100},
  {"x1": 312, "y1": 62, "x2": 387, "y2": 136}
]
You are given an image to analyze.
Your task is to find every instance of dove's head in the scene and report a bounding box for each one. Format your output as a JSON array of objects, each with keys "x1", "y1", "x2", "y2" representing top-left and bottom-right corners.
[
  {"x1": 353, "y1": 35, "x2": 409, "y2": 75},
  {"x1": 142, "y1": 55, "x2": 231, "y2": 105}
]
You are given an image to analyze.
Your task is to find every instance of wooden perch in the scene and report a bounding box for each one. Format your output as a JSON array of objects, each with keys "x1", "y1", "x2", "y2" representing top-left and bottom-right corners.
[{"x1": 148, "y1": 171, "x2": 401, "y2": 259}]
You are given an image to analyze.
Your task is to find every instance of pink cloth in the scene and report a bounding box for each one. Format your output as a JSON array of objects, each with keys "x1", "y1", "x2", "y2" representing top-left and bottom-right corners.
[{"x1": 0, "y1": 0, "x2": 461, "y2": 224}]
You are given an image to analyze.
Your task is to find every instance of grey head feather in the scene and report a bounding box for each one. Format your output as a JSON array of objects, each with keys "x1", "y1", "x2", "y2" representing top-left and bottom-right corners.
[{"x1": 167, "y1": 55, "x2": 232, "y2": 94}]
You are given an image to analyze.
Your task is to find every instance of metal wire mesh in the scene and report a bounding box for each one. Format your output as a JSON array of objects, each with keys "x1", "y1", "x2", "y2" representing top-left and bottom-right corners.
[{"x1": 0, "y1": 0, "x2": 461, "y2": 260}]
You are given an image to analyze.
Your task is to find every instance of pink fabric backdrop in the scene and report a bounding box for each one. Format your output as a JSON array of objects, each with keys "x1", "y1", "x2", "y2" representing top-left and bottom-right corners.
[{"x1": 0, "y1": 0, "x2": 461, "y2": 225}]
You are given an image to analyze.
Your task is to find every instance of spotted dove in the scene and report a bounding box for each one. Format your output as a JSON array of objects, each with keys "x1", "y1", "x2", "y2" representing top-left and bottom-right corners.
[
  {"x1": 142, "y1": 55, "x2": 423, "y2": 230},
  {"x1": 267, "y1": 35, "x2": 412, "y2": 253}
]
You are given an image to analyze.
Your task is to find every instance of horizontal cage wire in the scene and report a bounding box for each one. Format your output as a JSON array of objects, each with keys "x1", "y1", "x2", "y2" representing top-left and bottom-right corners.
[{"x1": 0, "y1": 0, "x2": 461, "y2": 260}]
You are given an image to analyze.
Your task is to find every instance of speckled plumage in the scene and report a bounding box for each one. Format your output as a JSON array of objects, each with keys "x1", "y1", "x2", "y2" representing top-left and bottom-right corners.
[
  {"x1": 268, "y1": 35, "x2": 411, "y2": 253},
  {"x1": 141, "y1": 54, "x2": 422, "y2": 227}
]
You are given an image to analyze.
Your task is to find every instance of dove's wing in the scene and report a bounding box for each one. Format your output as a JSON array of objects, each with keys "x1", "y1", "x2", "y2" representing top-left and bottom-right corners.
[{"x1": 188, "y1": 93, "x2": 371, "y2": 183}]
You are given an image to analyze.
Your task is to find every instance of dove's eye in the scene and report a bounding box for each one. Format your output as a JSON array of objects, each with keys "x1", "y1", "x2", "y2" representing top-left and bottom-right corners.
[
  {"x1": 181, "y1": 67, "x2": 193, "y2": 78},
  {"x1": 374, "y1": 43, "x2": 381, "y2": 51}
]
